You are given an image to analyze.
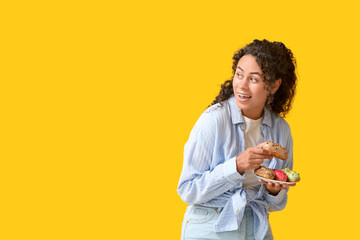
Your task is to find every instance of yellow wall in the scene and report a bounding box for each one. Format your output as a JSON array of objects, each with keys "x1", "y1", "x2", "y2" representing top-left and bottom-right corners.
[{"x1": 1, "y1": 0, "x2": 359, "y2": 239}]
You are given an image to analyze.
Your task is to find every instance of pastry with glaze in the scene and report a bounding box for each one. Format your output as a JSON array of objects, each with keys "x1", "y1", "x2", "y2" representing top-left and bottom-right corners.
[
  {"x1": 254, "y1": 166, "x2": 275, "y2": 180},
  {"x1": 282, "y1": 168, "x2": 300, "y2": 182},
  {"x1": 262, "y1": 141, "x2": 288, "y2": 160}
]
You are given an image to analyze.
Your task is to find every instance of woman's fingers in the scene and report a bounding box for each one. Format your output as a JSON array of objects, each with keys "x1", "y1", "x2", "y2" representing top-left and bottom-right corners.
[
  {"x1": 248, "y1": 148, "x2": 273, "y2": 159},
  {"x1": 251, "y1": 153, "x2": 273, "y2": 160},
  {"x1": 259, "y1": 179, "x2": 296, "y2": 191},
  {"x1": 258, "y1": 179, "x2": 267, "y2": 184}
]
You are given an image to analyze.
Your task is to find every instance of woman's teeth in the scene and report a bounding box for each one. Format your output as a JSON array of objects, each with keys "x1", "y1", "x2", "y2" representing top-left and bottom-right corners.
[{"x1": 239, "y1": 94, "x2": 251, "y2": 99}]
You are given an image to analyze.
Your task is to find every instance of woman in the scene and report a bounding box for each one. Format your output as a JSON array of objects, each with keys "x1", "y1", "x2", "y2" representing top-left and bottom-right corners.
[{"x1": 177, "y1": 39, "x2": 298, "y2": 240}]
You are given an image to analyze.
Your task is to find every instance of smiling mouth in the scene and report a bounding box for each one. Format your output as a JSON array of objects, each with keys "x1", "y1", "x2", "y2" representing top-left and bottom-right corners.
[{"x1": 239, "y1": 94, "x2": 251, "y2": 99}]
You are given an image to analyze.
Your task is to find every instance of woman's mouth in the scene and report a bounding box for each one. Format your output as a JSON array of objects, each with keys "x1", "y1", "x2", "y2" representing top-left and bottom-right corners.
[{"x1": 238, "y1": 94, "x2": 251, "y2": 99}]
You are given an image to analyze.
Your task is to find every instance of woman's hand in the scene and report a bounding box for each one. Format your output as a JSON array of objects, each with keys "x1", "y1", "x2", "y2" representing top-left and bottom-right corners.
[
  {"x1": 259, "y1": 179, "x2": 296, "y2": 196},
  {"x1": 236, "y1": 145, "x2": 273, "y2": 174}
]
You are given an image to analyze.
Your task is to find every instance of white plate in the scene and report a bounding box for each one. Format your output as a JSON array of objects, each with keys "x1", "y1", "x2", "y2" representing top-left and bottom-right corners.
[{"x1": 256, "y1": 176, "x2": 296, "y2": 185}]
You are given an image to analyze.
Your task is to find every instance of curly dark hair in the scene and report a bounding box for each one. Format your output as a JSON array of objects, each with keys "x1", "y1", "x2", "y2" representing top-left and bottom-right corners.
[{"x1": 209, "y1": 39, "x2": 297, "y2": 117}]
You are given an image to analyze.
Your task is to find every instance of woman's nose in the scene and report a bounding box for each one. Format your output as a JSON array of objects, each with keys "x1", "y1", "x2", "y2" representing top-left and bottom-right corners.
[{"x1": 237, "y1": 78, "x2": 248, "y2": 90}]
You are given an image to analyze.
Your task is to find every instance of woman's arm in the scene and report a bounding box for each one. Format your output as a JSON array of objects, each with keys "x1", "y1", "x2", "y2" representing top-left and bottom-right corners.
[{"x1": 177, "y1": 127, "x2": 244, "y2": 205}]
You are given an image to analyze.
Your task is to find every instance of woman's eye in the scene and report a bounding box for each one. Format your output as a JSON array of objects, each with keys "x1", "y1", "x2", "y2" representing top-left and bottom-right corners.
[
  {"x1": 237, "y1": 73, "x2": 243, "y2": 78},
  {"x1": 250, "y1": 77, "x2": 258, "y2": 82}
]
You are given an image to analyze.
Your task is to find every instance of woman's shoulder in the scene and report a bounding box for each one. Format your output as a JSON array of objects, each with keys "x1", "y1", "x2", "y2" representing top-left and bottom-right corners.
[
  {"x1": 202, "y1": 100, "x2": 231, "y2": 121},
  {"x1": 269, "y1": 111, "x2": 291, "y2": 133},
  {"x1": 193, "y1": 100, "x2": 232, "y2": 131}
]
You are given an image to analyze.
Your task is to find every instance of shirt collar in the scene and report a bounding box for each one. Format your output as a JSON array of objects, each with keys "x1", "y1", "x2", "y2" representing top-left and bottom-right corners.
[{"x1": 228, "y1": 95, "x2": 272, "y2": 127}]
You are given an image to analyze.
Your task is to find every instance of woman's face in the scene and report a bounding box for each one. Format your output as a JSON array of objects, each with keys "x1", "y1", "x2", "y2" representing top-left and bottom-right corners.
[{"x1": 233, "y1": 54, "x2": 269, "y2": 119}]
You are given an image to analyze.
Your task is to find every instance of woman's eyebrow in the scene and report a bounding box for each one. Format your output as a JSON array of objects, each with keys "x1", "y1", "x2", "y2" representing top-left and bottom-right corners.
[
  {"x1": 250, "y1": 72, "x2": 263, "y2": 76},
  {"x1": 237, "y1": 66, "x2": 263, "y2": 76}
]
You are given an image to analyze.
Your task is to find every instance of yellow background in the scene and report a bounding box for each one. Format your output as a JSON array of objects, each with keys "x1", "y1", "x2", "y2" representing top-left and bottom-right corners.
[{"x1": 1, "y1": 0, "x2": 359, "y2": 239}]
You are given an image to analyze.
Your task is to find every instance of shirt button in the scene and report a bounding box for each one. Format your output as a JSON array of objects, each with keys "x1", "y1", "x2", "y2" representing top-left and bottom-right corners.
[{"x1": 236, "y1": 209, "x2": 240, "y2": 214}]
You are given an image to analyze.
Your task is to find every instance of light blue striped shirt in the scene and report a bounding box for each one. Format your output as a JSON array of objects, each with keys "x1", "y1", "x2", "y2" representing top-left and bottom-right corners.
[{"x1": 177, "y1": 95, "x2": 293, "y2": 240}]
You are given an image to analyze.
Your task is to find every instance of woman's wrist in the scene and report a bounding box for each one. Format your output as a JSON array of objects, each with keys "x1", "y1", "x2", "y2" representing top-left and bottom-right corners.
[
  {"x1": 235, "y1": 157, "x2": 245, "y2": 174},
  {"x1": 265, "y1": 187, "x2": 281, "y2": 196}
]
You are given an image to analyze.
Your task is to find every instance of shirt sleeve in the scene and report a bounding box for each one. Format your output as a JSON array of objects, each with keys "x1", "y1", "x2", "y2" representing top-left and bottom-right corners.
[
  {"x1": 264, "y1": 188, "x2": 288, "y2": 211},
  {"x1": 177, "y1": 112, "x2": 244, "y2": 205}
]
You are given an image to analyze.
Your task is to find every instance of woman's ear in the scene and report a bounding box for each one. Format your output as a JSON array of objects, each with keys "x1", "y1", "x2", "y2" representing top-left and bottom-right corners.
[{"x1": 271, "y1": 79, "x2": 282, "y2": 94}]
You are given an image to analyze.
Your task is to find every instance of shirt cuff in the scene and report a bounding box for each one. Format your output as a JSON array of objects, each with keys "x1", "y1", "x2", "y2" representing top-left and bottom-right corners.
[{"x1": 223, "y1": 157, "x2": 244, "y2": 184}]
